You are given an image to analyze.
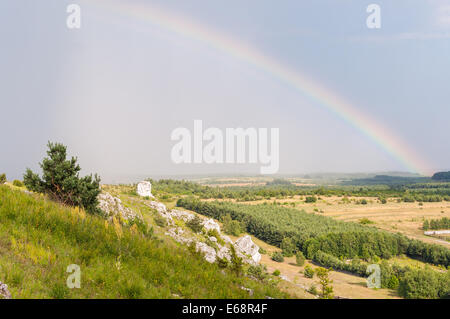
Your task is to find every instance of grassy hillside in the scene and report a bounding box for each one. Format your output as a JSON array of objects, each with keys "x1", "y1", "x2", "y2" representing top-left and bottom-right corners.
[{"x1": 0, "y1": 185, "x2": 287, "y2": 299}]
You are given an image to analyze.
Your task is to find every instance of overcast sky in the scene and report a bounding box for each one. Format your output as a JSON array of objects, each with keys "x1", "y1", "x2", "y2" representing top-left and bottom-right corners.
[{"x1": 1, "y1": 0, "x2": 449, "y2": 183}]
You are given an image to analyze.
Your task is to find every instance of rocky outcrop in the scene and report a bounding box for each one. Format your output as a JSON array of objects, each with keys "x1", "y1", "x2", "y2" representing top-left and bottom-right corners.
[
  {"x1": 235, "y1": 235, "x2": 261, "y2": 264},
  {"x1": 217, "y1": 245, "x2": 231, "y2": 261},
  {"x1": 165, "y1": 227, "x2": 192, "y2": 245},
  {"x1": 202, "y1": 218, "x2": 221, "y2": 233},
  {"x1": 196, "y1": 242, "x2": 217, "y2": 263},
  {"x1": 151, "y1": 203, "x2": 261, "y2": 266},
  {"x1": 170, "y1": 209, "x2": 195, "y2": 222},
  {"x1": 137, "y1": 181, "x2": 154, "y2": 198},
  {"x1": 221, "y1": 235, "x2": 233, "y2": 245},
  {"x1": 97, "y1": 192, "x2": 141, "y2": 221},
  {"x1": 147, "y1": 201, "x2": 167, "y2": 213},
  {"x1": 146, "y1": 201, "x2": 174, "y2": 225},
  {"x1": 0, "y1": 282, "x2": 12, "y2": 299}
]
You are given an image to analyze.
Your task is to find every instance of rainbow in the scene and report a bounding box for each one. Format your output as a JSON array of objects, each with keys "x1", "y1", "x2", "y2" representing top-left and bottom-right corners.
[{"x1": 88, "y1": 0, "x2": 431, "y2": 175}]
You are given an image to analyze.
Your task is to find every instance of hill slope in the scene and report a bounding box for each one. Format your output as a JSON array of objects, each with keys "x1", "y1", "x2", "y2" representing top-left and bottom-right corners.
[{"x1": 0, "y1": 186, "x2": 287, "y2": 299}]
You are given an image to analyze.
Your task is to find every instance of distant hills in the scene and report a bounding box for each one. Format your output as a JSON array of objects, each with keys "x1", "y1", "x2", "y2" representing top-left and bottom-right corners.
[
  {"x1": 342, "y1": 171, "x2": 450, "y2": 186},
  {"x1": 432, "y1": 171, "x2": 450, "y2": 181}
]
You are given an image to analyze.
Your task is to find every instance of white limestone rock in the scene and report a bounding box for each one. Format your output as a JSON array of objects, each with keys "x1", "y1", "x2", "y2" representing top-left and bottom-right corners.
[
  {"x1": 136, "y1": 181, "x2": 154, "y2": 198},
  {"x1": 165, "y1": 227, "x2": 192, "y2": 245},
  {"x1": 234, "y1": 235, "x2": 261, "y2": 264},
  {"x1": 148, "y1": 201, "x2": 167, "y2": 213},
  {"x1": 0, "y1": 282, "x2": 12, "y2": 299},
  {"x1": 97, "y1": 192, "x2": 141, "y2": 221},
  {"x1": 196, "y1": 242, "x2": 217, "y2": 263},
  {"x1": 170, "y1": 209, "x2": 195, "y2": 222},
  {"x1": 217, "y1": 245, "x2": 231, "y2": 261},
  {"x1": 209, "y1": 236, "x2": 218, "y2": 243},
  {"x1": 145, "y1": 201, "x2": 175, "y2": 225},
  {"x1": 221, "y1": 235, "x2": 233, "y2": 245},
  {"x1": 202, "y1": 218, "x2": 221, "y2": 233}
]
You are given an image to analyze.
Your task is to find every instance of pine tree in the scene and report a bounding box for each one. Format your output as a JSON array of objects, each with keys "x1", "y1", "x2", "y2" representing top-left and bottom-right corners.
[
  {"x1": 316, "y1": 267, "x2": 334, "y2": 299},
  {"x1": 23, "y1": 142, "x2": 101, "y2": 214}
]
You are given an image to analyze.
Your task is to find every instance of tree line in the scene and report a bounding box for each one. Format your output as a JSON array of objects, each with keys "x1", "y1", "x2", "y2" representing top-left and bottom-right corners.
[{"x1": 423, "y1": 217, "x2": 450, "y2": 230}]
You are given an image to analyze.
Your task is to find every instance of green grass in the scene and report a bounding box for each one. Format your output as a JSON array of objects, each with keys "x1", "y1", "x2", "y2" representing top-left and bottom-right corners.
[{"x1": 0, "y1": 185, "x2": 288, "y2": 299}]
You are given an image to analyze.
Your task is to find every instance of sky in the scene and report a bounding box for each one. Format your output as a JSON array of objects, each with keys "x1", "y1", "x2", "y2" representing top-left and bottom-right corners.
[{"x1": 0, "y1": 0, "x2": 449, "y2": 183}]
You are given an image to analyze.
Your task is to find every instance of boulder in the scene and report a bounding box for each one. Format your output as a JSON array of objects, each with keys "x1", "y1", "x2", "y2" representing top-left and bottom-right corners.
[
  {"x1": 97, "y1": 192, "x2": 140, "y2": 221},
  {"x1": 146, "y1": 201, "x2": 174, "y2": 225},
  {"x1": 196, "y1": 242, "x2": 217, "y2": 263},
  {"x1": 148, "y1": 201, "x2": 167, "y2": 213},
  {"x1": 202, "y1": 218, "x2": 221, "y2": 233},
  {"x1": 209, "y1": 236, "x2": 218, "y2": 243},
  {"x1": 0, "y1": 282, "x2": 12, "y2": 299},
  {"x1": 221, "y1": 235, "x2": 233, "y2": 244},
  {"x1": 136, "y1": 181, "x2": 154, "y2": 198},
  {"x1": 234, "y1": 235, "x2": 261, "y2": 264},
  {"x1": 217, "y1": 245, "x2": 231, "y2": 261}
]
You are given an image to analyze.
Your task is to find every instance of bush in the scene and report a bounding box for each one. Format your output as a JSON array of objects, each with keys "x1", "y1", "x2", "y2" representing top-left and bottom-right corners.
[
  {"x1": 308, "y1": 285, "x2": 318, "y2": 295},
  {"x1": 272, "y1": 270, "x2": 280, "y2": 276},
  {"x1": 295, "y1": 251, "x2": 306, "y2": 266},
  {"x1": 207, "y1": 229, "x2": 225, "y2": 245},
  {"x1": 281, "y1": 237, "x2": 296, "y2": 257},
  {"x1": 23, "y1": 142, "x2": 101, "y2": 214},
  {"x1": 359, "y1": 218, "x2": 374, "y2": 225},
  {"x1": 305, "y1": 196, "x2": 317, "y2": 203},
  {"x1": 0, "y1": 174, "x2": 6, "y2": 184},
  {"x1": 222, "y1": 214, "x2": 243, "y2": 236},
  {"x1": 398, "y1": 268, "x2": 448, "y2": 299},
  {"x1": 216, "y1": 257, "x2": 229, "y2": 269},
  {"x1": 386, "y1": 275, "x2": 399, "y2": 289},
  {"x1": 258, "y1": 247, "x2": 267, "y2": 255},
  {"x1": 304, "y1": 265, "x2": 315, "y2": 278},
  {"x1": 247, "y1": 264, "x2": 268, "y2": 281},
  {"x1": 12, "y1": 180, "x2": 24, "y2": 187},
  {"x1": 186, "y1": 216, "x2": 203, "y2": 233},
  {"x1": 271, "y1": 251, "x2": 284, "y2": 262}
]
